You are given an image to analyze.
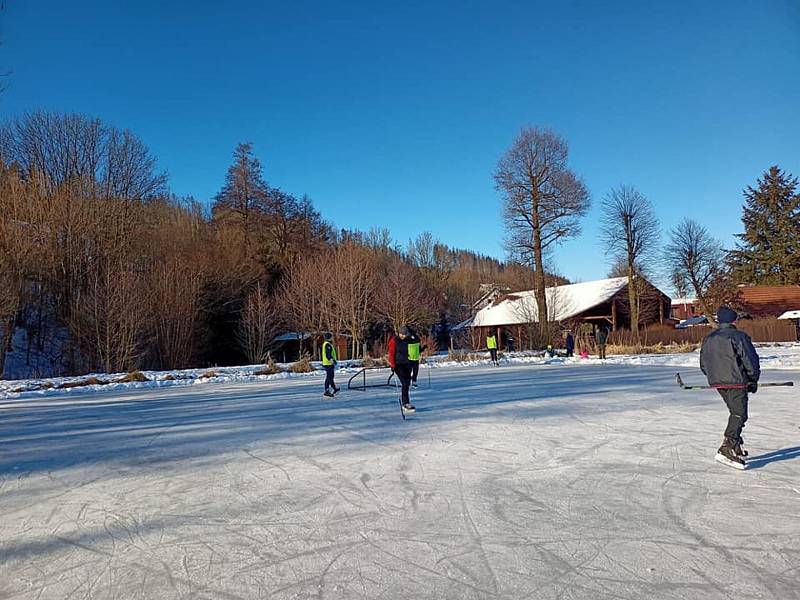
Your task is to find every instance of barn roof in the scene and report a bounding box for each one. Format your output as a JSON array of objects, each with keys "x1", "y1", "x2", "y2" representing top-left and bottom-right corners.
[
  {"x1": 472, "y1": 277, "x2": 630, "y2": 327},
  {"x1": 737, "y1": 285, "x2": 800, "y2": 317}
]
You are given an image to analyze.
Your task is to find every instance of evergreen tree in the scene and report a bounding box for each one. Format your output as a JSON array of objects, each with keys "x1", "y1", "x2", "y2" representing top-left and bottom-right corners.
[
  {"x1": 730, "y1": 166, "x2": 800, "y2": 284},
  {"x1": 212, "y1": 142, "x2": 269, "y2": 252}
]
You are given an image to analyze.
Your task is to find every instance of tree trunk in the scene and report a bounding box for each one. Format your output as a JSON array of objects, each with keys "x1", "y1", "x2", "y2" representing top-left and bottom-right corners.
[
  {"x1": 0, "y1": 315, "x2": 15, "y2": 379},
  {"x1": 627, "y1": 266, "x2": 639, "y2": 341},
  {"x1": 531, "y1": 210, "x2": 548, "y2": 333}
]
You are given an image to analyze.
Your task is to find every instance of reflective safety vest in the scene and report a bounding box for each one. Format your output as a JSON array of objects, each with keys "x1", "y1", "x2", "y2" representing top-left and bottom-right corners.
[
  {"x1": 486, "y1": 335, "x2": 497, "y2": 349},
  {"x1": 322, "y1": 340, "x2": 337, "y2": 366},
  {"x1": 408, "y1": 341, "x2": 421, "y2": 361}
]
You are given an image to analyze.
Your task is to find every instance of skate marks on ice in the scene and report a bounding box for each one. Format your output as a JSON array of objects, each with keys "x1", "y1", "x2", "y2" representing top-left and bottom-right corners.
[{"x1": 2, "y1": 363, "x2": 800, "y2": 598}]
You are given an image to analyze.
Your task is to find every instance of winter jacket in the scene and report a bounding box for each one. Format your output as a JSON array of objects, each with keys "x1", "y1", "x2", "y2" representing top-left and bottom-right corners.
[
  {"x1": 566, "y1": 333, "x2": 574, "y2": 352},
  {"x1": 388, "y1": 335, "x2": 411, "y2": 369},
  {"x1": 596, "y1": 328, "x2": 608, "y2": 345},
  {"x1": 699, "y1": 323, "x2": 760, "y2": 387}
]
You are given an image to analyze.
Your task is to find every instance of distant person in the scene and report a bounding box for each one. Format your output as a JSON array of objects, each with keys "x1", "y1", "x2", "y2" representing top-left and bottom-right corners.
[
  {"x1": 486, "y1": 331, "x2": 499, "y2": 365},
  {"x1": 545, "y1": 344, "x2": 556, "y2": 358},
  {"x1": 407, "y1": 329, "x2": 427, "y2": 387},
  {"x1": 596, "y1": 326, "x2": 609, "y2": 360},
  {"x1": 700, "y1": 306, "x2": 760, "y2": 469},
  {"x1": 388, "y1": 326, "x2": 415, "y2": 413},
  {"x1": 565, "y1": 331, "x2": 575, "y2": 358},
  {"x1": 579, "y1": 348, "x2": 590, "y2": 359},
  {"x1": 321, "y1": 332, "x2": 340, "y2": 398}
]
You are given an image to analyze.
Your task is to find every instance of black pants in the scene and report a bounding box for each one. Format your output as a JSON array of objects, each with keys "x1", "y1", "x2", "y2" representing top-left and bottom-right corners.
[
  {"x1": 324, "y1": 365, "x2": 335, "y2": 391},
  {"x1": 717, "y1": 388, "x2": 748, "y2": 442},
  {"x1": 410, "y1": 360, "x2": 419, "y2": 383},
  {"x1": 598, "y1": 344, "x2": 606, "y2": 359},
  {"x1": 395, "y1": 363, "x2": 412, "y2": 405},
  {"x1": 489, "y1": 348, "x2": 498, "y2": 363},
  {"x1": 566, "y1": 348, "x2": 574, "y2": 357}
]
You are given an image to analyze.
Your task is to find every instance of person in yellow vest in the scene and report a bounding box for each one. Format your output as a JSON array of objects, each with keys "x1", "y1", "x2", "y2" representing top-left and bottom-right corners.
[
  {"x1": 322, "y1": 332, "x2": 340, "y2": 398},
  {"x1": 486, "y1": 330, "x2": 499, "y2": 365},
  {"x1": 407, "y1": 328, "x2": 427, "y2": 388}
]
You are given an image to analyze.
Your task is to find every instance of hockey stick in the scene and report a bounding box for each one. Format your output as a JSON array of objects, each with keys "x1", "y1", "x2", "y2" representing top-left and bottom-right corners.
[{"x1": 676, "y1": 373, "x2": 794, "y2": 390}]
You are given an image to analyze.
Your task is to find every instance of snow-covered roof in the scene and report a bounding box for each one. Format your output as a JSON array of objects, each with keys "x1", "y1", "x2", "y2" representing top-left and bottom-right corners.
[
  {"x1": 778, "y1": 310, "x2": 800, "y2": 320},
  {"x1": 273, "y1": 332, "x2": 310, "y2": 342},
  {"x1": 450, "y1": 317, "x2": 474, "y2": 331},
  {"x1": 472, "y1": 277, "x2": 629, "y2": 327},
  {"x1": 671, "y1": 297, "x2": 697, "y2": 305}
]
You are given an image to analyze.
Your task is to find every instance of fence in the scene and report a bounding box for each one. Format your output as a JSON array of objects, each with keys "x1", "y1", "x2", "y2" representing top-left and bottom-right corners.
[{"x1": 601, "y1": 318, "x2": 798, "y2": 348}]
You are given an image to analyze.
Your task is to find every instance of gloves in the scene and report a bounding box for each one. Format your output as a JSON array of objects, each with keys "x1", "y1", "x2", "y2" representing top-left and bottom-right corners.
[{"x1": 747, "y1": 382, "x2": 758, "y2": 394}]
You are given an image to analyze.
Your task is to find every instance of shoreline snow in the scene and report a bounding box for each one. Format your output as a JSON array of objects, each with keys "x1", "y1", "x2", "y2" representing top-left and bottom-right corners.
[{"x1": 2, "y1": 342, "x2": 799, "y2": 401}]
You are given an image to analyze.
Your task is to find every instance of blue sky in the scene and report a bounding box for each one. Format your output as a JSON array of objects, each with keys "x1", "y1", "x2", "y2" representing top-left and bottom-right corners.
[{"x1": 3, "y1": 1, "x2": 799, "y2": 287}]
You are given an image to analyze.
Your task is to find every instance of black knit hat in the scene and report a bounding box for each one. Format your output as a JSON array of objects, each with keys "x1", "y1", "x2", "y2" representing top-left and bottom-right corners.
[
  {"x1": 323, "y1": 331, "x2": 333, "y2": 340},
  {"x1": 716, "y1": 306, "x2": 738, "y2": 324},
  {"x1": 399, "y1": 326, "x2": 410, "y2": 336}
]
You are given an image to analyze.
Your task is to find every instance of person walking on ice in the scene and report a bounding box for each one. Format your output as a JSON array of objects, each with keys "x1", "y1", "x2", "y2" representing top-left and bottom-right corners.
[
  {"x1": 388, "y1": 326, "x2": 415, "y2": 413},
  {"x1": 407, "y1": 328, "x2": 426, "y2": 388},
  {"x1": 321, "y1": 332, "x2": 340, "y2": 398},
  {"x1": 486, "y1": 330, "x2": 499, "y2": 365},
  {"x1": 596, "y1": 325, "x2": 608, "y2": 360},
  {"x1": 699, "y1": 306, "x2": 760, "y2": 469}
]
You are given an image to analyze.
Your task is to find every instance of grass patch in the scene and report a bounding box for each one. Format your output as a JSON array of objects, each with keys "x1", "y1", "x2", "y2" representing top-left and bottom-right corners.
[
  {"x1": 116, "y1": 371, "x2": 150, "y2": 383},
  {"x1": 255, "y1": 358, "x2": 283, "y2": 376},
  {"x1": 448, "y1": 349, "x2": 485, "y2": 362},
  {"x1": 289, "y1": 354, "x2": 314, "y2": 373},
  {"x1": 58, "y1": 376, "x2": 109, "y2": 389},
  {"x1": 607, "y1": 342, "x2": 699, "y2": 355},
  {"x1": 362, "y1": 356, "x2": 389, "y2": 368}
]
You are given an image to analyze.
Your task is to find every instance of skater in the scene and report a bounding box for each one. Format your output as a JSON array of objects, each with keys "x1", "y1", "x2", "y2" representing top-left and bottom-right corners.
[
  {"x1": 486, "y1": 330, "x2": 499, "y2": 365},
  {"x1": 565, "y1": 330, "x2": 574, "y2": 358},
  {"x1": 388, "y1": 325, "x2": 415, "y2": 413},
  {"x1": 596, "y1": 325, "x2": 608, "y2": 360},
  {"x1": 407, "y1": 329, "x2": 427, "y2": 387},
  {"x1": 321, "y1": 332, "x2": 339, "y2": 398},
  {"x1": 700, "y1": 306, "x2": 760, "y2": 468}
]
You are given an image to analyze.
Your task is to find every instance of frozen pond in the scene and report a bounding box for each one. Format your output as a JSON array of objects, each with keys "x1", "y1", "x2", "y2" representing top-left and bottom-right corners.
[{"x1": 1, "y1": 362, "x2": 799, "y2": 599}]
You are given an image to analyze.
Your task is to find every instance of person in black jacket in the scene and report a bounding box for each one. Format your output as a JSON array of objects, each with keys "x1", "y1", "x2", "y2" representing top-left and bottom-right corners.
[
  {"x1": 596, "y1": 326, "x2": 609, "y2": 359},
  {"x1": 565, "y1": 330, "x2": 575, "y2": 358},
  {"x1": 699, "y1": 306, "x2": 760, "y2": 467},
  {"x1": 388, "y1": 326, "x2": 415, "y2": 413}
]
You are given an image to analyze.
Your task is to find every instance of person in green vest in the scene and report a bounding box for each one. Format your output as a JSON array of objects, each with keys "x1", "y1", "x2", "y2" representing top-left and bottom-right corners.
[
  {"x1": 486, "y1": 330, "x2": 499, "y2": 365},
  {"x1": 407, "y1": 328, "x2": 427, "y2": 388},
  {"x1": 322, "y1": 332, "x2": 340, "y2": 398}
]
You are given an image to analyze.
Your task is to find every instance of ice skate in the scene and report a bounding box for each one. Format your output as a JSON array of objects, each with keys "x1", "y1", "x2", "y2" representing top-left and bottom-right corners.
[
  {"x1": 715, "y1": 441, "x2": 746, "y2": 470},
  {"x1": 401, "y1": 402, "x2": 416, "y2": 414},
  {"x1": 322, "y1": 390, "x2": 334, "y2": 398}
]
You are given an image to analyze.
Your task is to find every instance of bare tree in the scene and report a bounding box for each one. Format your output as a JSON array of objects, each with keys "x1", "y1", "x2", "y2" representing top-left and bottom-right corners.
[
  {"x1": 237, "y1": 283, "x2": 278, "y2": 364},
  {"x1": 495, "y1": 126, "x2": 590, "y2": 331},
  {"x1": 600, "y1": 185, "x2": 660, "y2": 339},
  {"x1": 1, "y1": 111, "x2": 167, "y2": 199},
  {"x1": 279, "y1": 255, "x2": 330, "y2": 359},
  {"x1": 374, "y1": 258, "x2": 435, "y2": 333},
  {"x1": 331, "y1": 242, "x2": 378, "y2": 358},
  {"x1": 665, "y1": 219, "x2": 725, "y2": 324}
]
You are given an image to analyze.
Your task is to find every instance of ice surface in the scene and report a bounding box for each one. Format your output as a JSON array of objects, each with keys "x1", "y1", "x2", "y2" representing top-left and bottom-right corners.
[{"x1": 1, "y1": 361, "x2": 799, "y2": 599}]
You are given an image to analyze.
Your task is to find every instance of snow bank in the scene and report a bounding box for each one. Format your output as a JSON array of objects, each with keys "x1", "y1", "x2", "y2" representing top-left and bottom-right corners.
[{"x1": 3, "y1": 343, "x2": 799, "y2": 401}]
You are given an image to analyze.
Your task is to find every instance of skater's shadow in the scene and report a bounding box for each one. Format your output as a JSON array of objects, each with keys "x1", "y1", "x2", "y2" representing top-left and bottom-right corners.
[{"x1": 745, "y1": 446, "x2": 800, "y2": 470}]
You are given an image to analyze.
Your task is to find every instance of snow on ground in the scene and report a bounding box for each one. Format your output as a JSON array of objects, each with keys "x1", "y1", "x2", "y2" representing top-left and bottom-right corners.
[
  {"x1": 3, "y1": 342, "x2": 800, "y2": 401},
  {"x1": 1, "y1": 360, "x2": 799, "y2": 599}
]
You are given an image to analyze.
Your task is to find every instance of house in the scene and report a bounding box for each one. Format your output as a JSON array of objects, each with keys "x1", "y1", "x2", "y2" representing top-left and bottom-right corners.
[
  {"x1": 735, "y1": 285, "x2": 800, "y2": 318},
  {"x1": 671, "y1": 297, "x2": 699, "y2": 321},
  {"x1": 471, "y1": 276, "x2": 671, "y2": 348},
  {"x1": 270, "y1": 332, "x2": 350, "y2": 363}
]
